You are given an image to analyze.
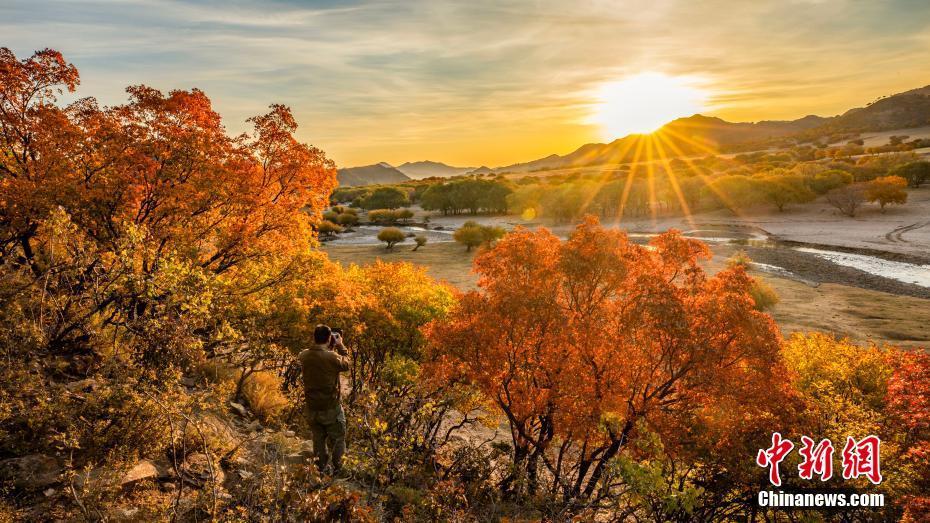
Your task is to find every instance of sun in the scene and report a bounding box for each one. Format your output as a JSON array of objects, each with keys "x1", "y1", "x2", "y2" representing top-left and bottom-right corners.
[{"x1": 591, "y1": 72, "x2": 709, "y2": 139}]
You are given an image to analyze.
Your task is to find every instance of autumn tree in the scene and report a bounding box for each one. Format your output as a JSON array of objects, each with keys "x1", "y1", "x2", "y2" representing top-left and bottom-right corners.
[
  {"x1": 377, "y1": 227, "x2": 406, "y2": 250},
  {"x1": 887, "y1": 352, "x2": 930, "y2": 521},
  {"x1": 865, "y1": 175, "x2": 908, "y2": 212},
  {"x1": 0, "y1": 48, "x2": 341, "y2": 518},
  {"x1": 426, "y1": 216, "x2": 786, "y2": 508},
  {"x1": 413, "y1": 235, "x2": 427, "y2": 251}
]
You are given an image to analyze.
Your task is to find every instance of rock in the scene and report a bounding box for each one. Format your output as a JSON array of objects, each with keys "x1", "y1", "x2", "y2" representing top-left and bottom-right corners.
[
  {"x1": 0, "y1": 454, "x2": 61, "y2": 489},
  {"x1": 180, "y1": 376, "x2": 196, "y2": 387},
  {"x1": 120, "y1": 460, "x2": 158, "y2": 486},
  {"x1": 180, "y1": 453, "x2": 225, "y2": 488},
  {"x1": 43, "y1": 488, "x2": 56, "y2": 497},
  {"x1": 283, "y1": 453, "x2": 310, "y2": 465},
  {"x1": 229, "y1": 401, "x2": 250, "y2": 418}
]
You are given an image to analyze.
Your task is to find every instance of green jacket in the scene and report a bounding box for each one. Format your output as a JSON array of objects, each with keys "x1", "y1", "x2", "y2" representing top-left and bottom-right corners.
[{"x1": 299, "y1": 344, "x2": 350, "y2": 411}]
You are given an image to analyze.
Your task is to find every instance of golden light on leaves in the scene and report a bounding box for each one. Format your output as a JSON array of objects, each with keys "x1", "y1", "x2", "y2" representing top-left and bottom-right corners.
[{"x1": 590, "y1": 72, "x2": 709, "y2": 138}]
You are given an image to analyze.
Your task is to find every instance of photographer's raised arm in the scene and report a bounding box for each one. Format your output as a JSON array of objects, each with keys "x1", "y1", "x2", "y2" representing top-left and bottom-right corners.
[{"x1": 331, "y1": 332, "x2": 350, "y2": 370}]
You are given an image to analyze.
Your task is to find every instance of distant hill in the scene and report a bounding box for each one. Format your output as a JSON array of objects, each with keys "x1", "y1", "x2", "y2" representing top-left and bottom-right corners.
[
  {"x1": 337, "y1": 162, "x2": 411, "y2": 186},
  {"x1": 492, "y1": 84, "x2": 930, "y2": 173},
  {"x1": 814, "y1": 85, "x2": 930, "y2": 134},
  {"x1": 494, "y1": 115, "x2": 829, "y2": 173},
  {"x1": 467, "y1": 166, "x2": 494, "y2": 175},
  {"x1": 397, "y1": 161, "x2": 475, "y2": 179}
]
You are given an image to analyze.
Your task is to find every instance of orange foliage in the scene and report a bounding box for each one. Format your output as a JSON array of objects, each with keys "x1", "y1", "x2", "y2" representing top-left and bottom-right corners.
[
  {"x1": 887, "y1": 351, "x2": 930, "y2": 522},
  {"x1": 0, "y1": 48, "x2": 336, "y2": 276},
  {"x1": 425, "y1": 215, "x2": 788, "y2": 499}
]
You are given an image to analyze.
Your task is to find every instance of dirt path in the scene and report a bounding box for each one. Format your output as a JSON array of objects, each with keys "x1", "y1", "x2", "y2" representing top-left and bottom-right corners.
[{"x1": 885, "y1": 220, "x2": 930, "y2": 243}]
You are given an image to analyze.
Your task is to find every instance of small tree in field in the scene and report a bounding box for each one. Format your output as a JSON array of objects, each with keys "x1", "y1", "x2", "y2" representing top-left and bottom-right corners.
[
  {"x1": 377, "y1": 227, "x2": 405, "y2": 250},
  {"x1": 412, "y1": 235, "x2": 427, "y2": 251},
  {"x1": 396, "y1": 208, "x2": 415, "y2": 223},
  {"x1": 336, "y1": 212, "x2": 359, "y2": 228},
  {"x1": 317, "y1": 220, "x2": 344, "y2": 238},
  {"x1": 865, "y1": 175, "x2": 908, "y2": 212},
  {"x1": 454, "y1": 221, "x2": 505, "y2": 251},
  {"x1": 453, "y1": 224, "x2": 484, "y2": 251},
  {"x1": 826, "y1": 183, "x2": 867, "y2": 217}
]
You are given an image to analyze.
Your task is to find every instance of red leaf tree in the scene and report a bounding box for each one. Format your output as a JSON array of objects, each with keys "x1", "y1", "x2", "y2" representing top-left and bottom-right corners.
[{"x1": 425, "y1": 216, "x2": 787, "y2": 505}]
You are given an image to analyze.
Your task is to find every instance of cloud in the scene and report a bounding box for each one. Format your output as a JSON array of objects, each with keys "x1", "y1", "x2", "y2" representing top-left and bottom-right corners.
[{"x1": 2, "y1": 0, "x2": 928, "y2": 166}]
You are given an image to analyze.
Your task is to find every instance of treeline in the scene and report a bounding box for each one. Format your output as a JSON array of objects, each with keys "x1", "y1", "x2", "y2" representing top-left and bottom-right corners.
[
  {"x1": 336, "y1": 149, "x2": 928, "y2": 225},
  {"x1": 333, "y1": 178, "x2": 511, "y2": 215}
]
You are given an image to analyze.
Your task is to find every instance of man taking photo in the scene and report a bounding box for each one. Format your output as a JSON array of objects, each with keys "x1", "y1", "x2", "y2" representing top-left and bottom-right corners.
[{"x1": 299, "y1": 324, "x2": 350, "y2": 475}]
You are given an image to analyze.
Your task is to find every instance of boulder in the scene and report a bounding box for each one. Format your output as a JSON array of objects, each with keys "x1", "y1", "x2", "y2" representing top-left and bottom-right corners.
[
  {"x1": 0, "y1": 454, "x2": 61, "y2": 489},
  {"x1": 120, "y1": 460, "x2": 158, "y2": 486}
]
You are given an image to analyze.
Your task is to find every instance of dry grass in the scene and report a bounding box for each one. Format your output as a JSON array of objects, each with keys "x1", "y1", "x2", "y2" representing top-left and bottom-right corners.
[
  {"x1": 241, "y1": 371, "x2": 289, "y2": 423},
  {"x1": 324, "y1": 242, "x2": 930, "y2": 348}
]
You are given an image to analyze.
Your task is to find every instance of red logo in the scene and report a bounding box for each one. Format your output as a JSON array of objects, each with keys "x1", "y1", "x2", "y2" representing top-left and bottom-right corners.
[
  {"x1": 757, "y1": 434, "x2": 881, "y2": 486},
  {"x1": 756, "y1": 432, "x2": 794, "y2": 487},
  {"x1": 841, "y1": 435, "x2": 882, "y2": 485}
]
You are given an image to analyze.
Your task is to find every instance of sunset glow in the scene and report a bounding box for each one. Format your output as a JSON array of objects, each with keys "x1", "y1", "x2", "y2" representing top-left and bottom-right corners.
[{"x1": 591, "y1": 73, "x2": 709, "y2": 139}]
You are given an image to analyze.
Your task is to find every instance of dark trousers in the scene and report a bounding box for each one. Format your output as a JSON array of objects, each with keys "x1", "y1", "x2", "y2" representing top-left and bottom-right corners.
[{"x1": 305, "y1": 404, "x2": 346, "y2": 472}]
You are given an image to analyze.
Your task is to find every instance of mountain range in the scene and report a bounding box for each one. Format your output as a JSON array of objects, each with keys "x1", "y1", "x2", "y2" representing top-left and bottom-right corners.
[
  {"x1": 339, "y1": 83, "x2": 930, "y2": 183},
  {"x1": 396, "y1": 161, "x2": 475, "y2": 179},
  {"x1": 493, "y1": 84, "x2": 930, "y2": 173},
  {"x1": 336, "y1": 162, "x2": 410, "y2": 187}
]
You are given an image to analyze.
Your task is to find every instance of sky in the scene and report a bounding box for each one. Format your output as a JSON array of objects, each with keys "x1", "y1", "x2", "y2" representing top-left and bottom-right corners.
[{"x1": 2, "y1": 0, "x2": 930, "y2": 168}]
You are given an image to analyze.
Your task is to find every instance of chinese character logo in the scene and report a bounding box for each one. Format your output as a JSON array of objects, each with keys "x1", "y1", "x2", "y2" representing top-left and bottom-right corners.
[
  {"x1": 756, "y1": 432, "x2": 794, "y2": 486},
  {"x1": 841, "y1": 435, "x2": 882, "y2": 485},
  {"x1": 757, "y1": 434, "x2": 881, "y2": 486},
  {"x1": 797, "y1": 436, "x2": 834, "y2": 481}
]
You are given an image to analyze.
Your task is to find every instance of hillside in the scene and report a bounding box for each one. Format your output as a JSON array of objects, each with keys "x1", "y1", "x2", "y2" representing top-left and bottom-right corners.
[
  {"x1": 494, "y1": 115, "x2": 828, "y2": 172},
  {"x1": 397, "y1": 160, "x2": 475, "y2": 179},
  {"x1": 814, "y1": 84, "x2": 930, "y2": 133},
  {"x1": 337, "y1": 162, "x2": 411, "y2": 186},
  {"x1": 493, "y1": 84, "x2": 930, "y2": 173}
]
